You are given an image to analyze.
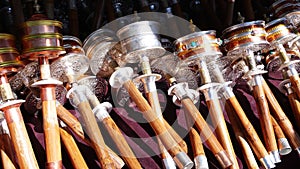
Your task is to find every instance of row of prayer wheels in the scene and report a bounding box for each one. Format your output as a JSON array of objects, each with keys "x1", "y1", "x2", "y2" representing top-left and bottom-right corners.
[{"x1": 1, "y1": 2, "x2": 300, "y2": 169}]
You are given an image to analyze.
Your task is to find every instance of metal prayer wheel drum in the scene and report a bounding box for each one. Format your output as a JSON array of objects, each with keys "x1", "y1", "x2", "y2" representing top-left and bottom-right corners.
[
  {"x1": 221, "y1": 20, "x2": 269, "y2": 56},
  {"x1": 270, "y1": 0, "x2": 300, "y2": 19},
  {"x1": 21, "y1": 20, "x2": 63, "y2": 36},
  {"x1": 265, "y1": 17, "x2": 296, "y2": 45},
  {"x1": 61, "y1": 35, "x2": 84, "y2": 55},
  {"x1": 21, "y1": 19, "x2": 65, "y2": 60},
  {"x1": 83, "y1": 29, "x2": 122, "y2": 76},
  {"x1": 285, "y1": 11, "x2": 300, "y2": 33},
  {"x1": 117, "y1": 21, "x2": 165, "y2": 63},
  {"x1": 50, "y1": 35, "x2": 89, "y2": 83},
  {"x1": 174, "y1": 30, "x2": 222, "y2": 63},
  {"x1": 83, "y1": 29, "x2": 117, "y2": 59},
  {"x1": 0, "y1": 33, "x2": 23, "y2": 75}
]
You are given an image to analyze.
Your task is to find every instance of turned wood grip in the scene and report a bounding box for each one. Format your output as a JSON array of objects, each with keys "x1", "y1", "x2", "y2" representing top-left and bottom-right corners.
[
  {"x1": 290, "y1": 75, "x2": 300, "y2": 100},
  {"x1": 225, "y1": 96, "x2": 269, "y2": 159},
  {"x1": 206, "y1": 98, "x2": 239, "y2": 169},
  {"x1": 60, "y1": 127, "x2": 88, "y2": 169},
  {"x1": 225, "y1": 102, "x2": 259, "y2": 169},
  {"x1": 180, "y1": 98, "x2": 224, "y2": 155},
  {"x1": 288, "y1": 92, "x2": 300, "y2": 131},
  {"x1": 102, "y1": 117, "x2": 142, "y2": 169},
  {"x1": 123, "y1": 80, "x2": 184, "y2": 157},
  {"x1": 252, "y1": 84, "x2": 277, "y2": 153},
  {"x1": 1, "y1": 149, "x2": 16, "y2": 169},
  {"x1": 146, "y1": 91, "x2": 188, "y2": 153},
  {"x1": 3, "y1": 106, "x2": 39, "y2": 169},
  {"x1": 262, "y1": 80, "x2": 300, "y2": 150},
  {"x1": 271, "y1": 116, "x2": 286, "y2": 140},
  {"x1": 56, "y1": 104, "x2": 84, "y2": 138},
  {"x1": 189, "y1": 128, "x2": 205, "y2": 157},
  {"x1": 42, "y1": 100, "x2": 62, "y2": 167},
  {"x1": 76, "y1": 101, "x2": 116, "y2": 169}
]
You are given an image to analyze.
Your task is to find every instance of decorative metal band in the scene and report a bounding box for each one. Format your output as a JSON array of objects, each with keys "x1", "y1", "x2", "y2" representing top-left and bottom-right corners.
[
  {"x1": 177, "y1": 45, "x2": 221, "y2": 61},
  {"x1": 223, "y1": 26, "x2": 265, "y2": 40},
  {"x1": 0, "y1": 33, "x2": 15, "y2": 40},
  {"x1": 22, "y1": 33, "x2": 63, "y2": 40},
  {"x1": 45, "y1": 160, "x2": 63, "y2": 169},
  {"x1": 23, "y1": 20, "x2": 63, "y2": 28},
  {"x1": 225, "y1": 35, "x2": 267, "y2": 52},
  {"x1": 0, "y1": 47, "x2": 18, "y2": 54},
  {"x1": 266, "y1": 29, "x2": 291, "y2": 42}
]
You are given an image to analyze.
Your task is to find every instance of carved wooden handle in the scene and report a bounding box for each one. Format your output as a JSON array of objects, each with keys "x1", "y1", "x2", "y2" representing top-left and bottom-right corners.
[
  {"x1": 263, "y1": 79, "x2": 300, "y2": 151},
  {"x1": 225, "y1": 96, "x2": 269, "y2": 160},
  {"x1": 181, "y1": 98, "x2": 232, "y2": 169},
  {"x1": 252, "y1": 84, "x2": 278, "y2": 154},
  {"x1": 60, "y1": 127, "x2": 89, "y2": 169},
  {"x1": 123, "y1": 80, "x2": 185, "y2": 158}
]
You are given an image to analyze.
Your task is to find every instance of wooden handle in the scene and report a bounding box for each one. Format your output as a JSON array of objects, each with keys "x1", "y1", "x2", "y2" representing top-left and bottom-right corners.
[
  {"x1": 205, "y1": 95, "x2": 239, "y2": 169},
  {"x1": 123, "y1": 80, "x2": 184, "y2": 158},
  {"x1": 60, "y1": 127, "x2": 88, "y2": 169},
  {"x1": 225, "y1": 96, "x2": 269, "y2": 160},
  {"x1": 3, "y1": 105, "x2": 39, "y2": 169},
  {"x1": 271, "y1": 116, "x2": 286, "y2": 140},
  {"x1": 288, "y1": 92, "x2": 300, "y2": 132},
  {"x1": 56, "y1": 104, "x2": 84, "y2": 139},
  {"x1": 76, "y1": 101, "x2": 116, "y2": 169},
  {"x1": 252, "y1": 84, "x2": 278, "y2": 154},
  {"x1": 86, "y1": 94, "x2": 141, "y2": 168},
  {"x1": 262, "y1": 79, "x2": 300, "y2": 151},
  {"x1": 181, "y1": 98, "x2": 232, "y2": 168},
  {"x1": 146, "y1": 91, "x2": 188, "y2": 153},
  {"x1": 189, "y1": 128, "x2": 205, "y2": 157},
  {"x1": 290, "y1": 75, "x2": 300, "y2": 100},
  {"x1": 41, "y1": 86, "x2": 62, "y2": 168},
  {"x1": 1, "y1": 149, "x2": 16, "y2": 169},
  {"x1": 0, "y1": 133, "x2": 15, "y2": 166},
  {"x1": 225, "y1": 102, "x2": 259, "y2": 169},
  {"x1": 102, "y1": 117, "x2": 142, "y2": 169}
]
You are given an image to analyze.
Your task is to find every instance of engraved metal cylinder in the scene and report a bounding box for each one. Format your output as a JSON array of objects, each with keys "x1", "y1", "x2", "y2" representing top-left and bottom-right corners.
[{"x1": 117, "y1": 21, "x2": 165, "y2": 63}]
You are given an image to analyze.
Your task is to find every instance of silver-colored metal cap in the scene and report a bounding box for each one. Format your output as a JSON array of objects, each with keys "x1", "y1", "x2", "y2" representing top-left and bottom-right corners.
[
  {"x1": 270, "y1": 150, "x2": 281, "y2": 163},
  {"x1": 162, "y1": 156, "x2": 177, "y2": 169},
  {"x1": 278, "y1": 138, "x2": 292, "y2": 155},
  {"x1": 173, "y1": 152, "x2": 194, "y2": 169},
  {"x1": 194, "y1": 155, "x2": 209, "y2": 169},
  {"x1": 259, "y1": 155, "x2": 276, "y2": 169},
  {"x1": 109, "y1": 67, "x2": 133, "y2": 88}
]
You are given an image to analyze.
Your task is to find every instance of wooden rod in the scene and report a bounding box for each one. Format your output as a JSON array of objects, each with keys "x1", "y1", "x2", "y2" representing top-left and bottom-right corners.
[
  {"x1": 75, "y1": 98, "x2": 116, "y2": 169},
  {"x1": 1, "y1": 102, "x2": 39, "y2": 169},
  {"x1": 287, "y1": 92, "x2": 300, "y2": 132},
  {"x1": 0, "y1": 132, "x2": 15, "y2": 167},
  {"x1": 56, "y1": 103, "x2": 84, "y2": 139},
  {"x1": 225, "y1": 102, "x2": 259, "y2": 169},
  {"x1": 263, "y1": 79, "x2": 300, "y2": 153},
  {"x1": 205, "y1": 90, "x2": 239, "y2": 169},
  {"x1": 87, "y1": 94, "x2": 142, "y2": 169},
  {"x1": 59, "y1": 127, "x2": 89, "y2": 169},
  {"x1": 181, "y1": 98, "x2": 232, "y2": 169},
  {"x1": 225, "y1": 95, "x2": 270, "y2": 161},
  {"x1": 290, "y1": 75, "x2": 300, "y2": 101},
  {"x1": 270, "y1": 115, "x2": 292, "y2": 155},
  {"x1": 252, "y1": 79, "x2": 278, "y2": 158},
  {"x1": 40, "y1": 86, "x2": 62, "y2": 168},
  {"x1": 123, "y1": 80, "x2": 193, "y2": 169},
  {"x1": 146, "y1": 91, "x2": 188, "y2": 153},
  {"x1": 1, "y1": 149, "x2": 16, "y2": 169}
]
